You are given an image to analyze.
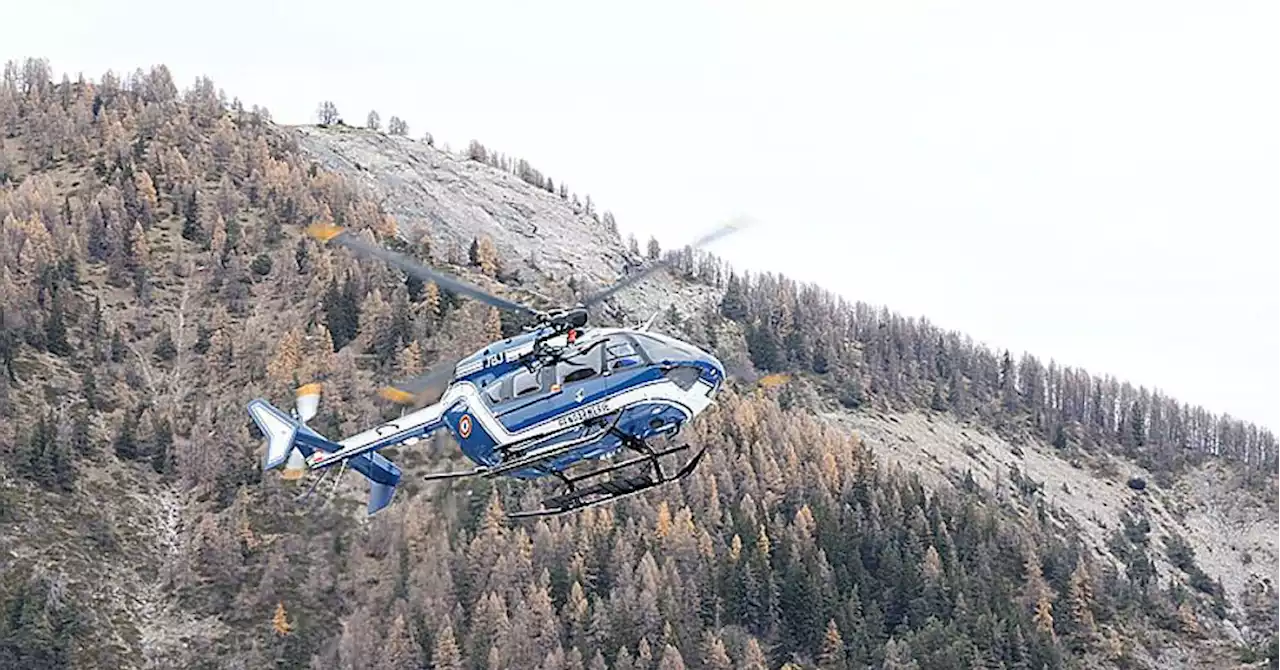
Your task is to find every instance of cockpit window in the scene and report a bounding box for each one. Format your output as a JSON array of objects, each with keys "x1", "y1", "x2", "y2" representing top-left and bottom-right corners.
[
  {"x1": 484, "y1": 382, "x2": 505, "y2": 404},
  {"x1": 557, "y1": 355, "x2": 602, "y2": 384},
  {"x1": 557, "y1": 340, "x2": 606, "y2": 384},
  {"x1": 512, "y1": 369, "x2": 541, "y2": 397}
]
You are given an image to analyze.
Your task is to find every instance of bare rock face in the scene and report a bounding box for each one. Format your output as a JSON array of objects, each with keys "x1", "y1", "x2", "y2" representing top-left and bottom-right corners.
[
  {"x1": 292, "y1": 128, "x2": 616, "y2": 291},
  {"x1": 290, "y1": 124, "x2": 727, "y2": 331}
]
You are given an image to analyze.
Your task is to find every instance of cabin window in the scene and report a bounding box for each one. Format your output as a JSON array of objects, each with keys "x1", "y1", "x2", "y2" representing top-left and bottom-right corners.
[
  {"x1": 607, "y1": 341, "x2": 636, "y2": 359},
  {"x1": 557, "y1": 352, "x2": 603, "y2": 385},
  {"x1": 563, "y1": 365, "x2": 596, "y2": 383},
  {"x1": 512, "y1": 369, "x2": 541, "y2": 397},
  {"x1": 484, "y1": 382, "x2": 505, "y2": 404},
  {"x1": 606, "y1": 339, "x2": 640, "y2": 370}
]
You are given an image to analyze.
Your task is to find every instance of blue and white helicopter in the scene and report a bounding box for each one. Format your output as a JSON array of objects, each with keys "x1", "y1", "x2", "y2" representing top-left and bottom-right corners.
[{"x1": 247, "y1": 218, "x2": 746, "y2": 518}]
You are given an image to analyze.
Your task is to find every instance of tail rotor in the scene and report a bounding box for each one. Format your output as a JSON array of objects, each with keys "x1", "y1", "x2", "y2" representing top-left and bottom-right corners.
[{"x1": 281, "y1": 383, "x2": 322, "y2": 480}]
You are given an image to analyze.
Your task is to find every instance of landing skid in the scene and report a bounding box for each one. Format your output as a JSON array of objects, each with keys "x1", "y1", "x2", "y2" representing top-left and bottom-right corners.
[
  {"x1": 418, "y1": 434, "x2": 708, "y2": 519},
  {"x1": 508, "y1": 442, "x2": 706, "y2": 519}
]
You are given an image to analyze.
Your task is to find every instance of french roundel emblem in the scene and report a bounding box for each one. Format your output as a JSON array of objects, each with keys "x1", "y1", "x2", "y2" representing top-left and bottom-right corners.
[{"x1": 458, "y1": 414, "x2": 472, "y2": 439}]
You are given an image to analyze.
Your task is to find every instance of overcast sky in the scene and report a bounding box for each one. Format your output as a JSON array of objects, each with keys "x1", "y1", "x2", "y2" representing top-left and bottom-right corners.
[{"x1": 7, "y1": 0, "x2": 1278, "y2": 431}]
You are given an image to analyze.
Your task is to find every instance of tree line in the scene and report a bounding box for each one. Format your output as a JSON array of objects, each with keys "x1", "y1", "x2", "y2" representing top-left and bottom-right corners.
[{"x1": 648, "y1": 249, "x2": 1279, "y2": 475}]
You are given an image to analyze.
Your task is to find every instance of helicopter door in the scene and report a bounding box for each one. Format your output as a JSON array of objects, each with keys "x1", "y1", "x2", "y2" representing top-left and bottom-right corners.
[{"x1": 492, "y1": 365, "x2": 560, "y2": 430}]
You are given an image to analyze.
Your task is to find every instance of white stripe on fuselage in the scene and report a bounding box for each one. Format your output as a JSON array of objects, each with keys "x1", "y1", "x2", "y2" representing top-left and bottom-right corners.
[{"x1": 333, "y1": 374, "x2": 716, "y2": 455}]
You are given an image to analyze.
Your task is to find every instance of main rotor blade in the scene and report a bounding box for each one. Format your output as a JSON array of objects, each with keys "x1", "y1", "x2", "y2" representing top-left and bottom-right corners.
[
  {"x1": 378, "y1": 356, "x2": 461, "y2": 406},
  {"x1": 307, "y1": 222, "x2": 542, "y2": 317},
  {"x1": 579, "y1": 215, "x2": 753, "y2": 307}
]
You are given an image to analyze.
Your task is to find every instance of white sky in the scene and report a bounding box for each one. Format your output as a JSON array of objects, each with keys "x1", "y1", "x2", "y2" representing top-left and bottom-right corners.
[{"x1": 7, "y1": 0, "x2": 1278, "y2": 431}]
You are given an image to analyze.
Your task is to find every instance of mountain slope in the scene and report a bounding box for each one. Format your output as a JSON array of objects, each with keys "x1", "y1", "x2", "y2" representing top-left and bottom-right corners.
[
  {"x1": 292, "y1": 122, "x2": 1280, "y2": 667},
  {"x1": 0, "y1": 59, "x2": 1275, "y2": 670}
]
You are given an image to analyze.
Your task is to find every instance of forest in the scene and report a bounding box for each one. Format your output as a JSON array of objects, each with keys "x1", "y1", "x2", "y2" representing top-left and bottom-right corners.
[{"x1": 0, "y1": 58, "x2": 1275, "y2": 669}]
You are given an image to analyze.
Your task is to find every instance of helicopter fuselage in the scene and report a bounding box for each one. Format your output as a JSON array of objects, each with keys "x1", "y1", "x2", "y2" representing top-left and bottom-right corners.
[{"x1": 303, "y1": 325, "x2": 725, "y2": 480}]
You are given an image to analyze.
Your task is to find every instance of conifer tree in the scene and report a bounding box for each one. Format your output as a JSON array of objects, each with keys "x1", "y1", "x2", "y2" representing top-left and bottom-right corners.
[
  {"x1": 1066, "y1": 561, "x2": 1097, "y2": 641},
  {"x1": 699, "y1": 631, "x2": 732, "y2": 670},
  {"x1": 739, "y1": 638, "x2": 769, "y2": 670},
  {"x1": 646, "y1": 236, "x2": 661, "y2": 260},
  {"x1": 433, "y1": 620, "x2": 463, "y2": 670},
  {"x1": 272, "y1": 602, "x2": 292, "y2": 635},
  {"x1": 818, "y1": 619, "x2": 847, "y2": 670},
  {"x1": 656, "y1": 644, "x2": 686, "y2": 670},
  {"x1": 382, "y1": 612, "x2": 421, "y2": 670}
]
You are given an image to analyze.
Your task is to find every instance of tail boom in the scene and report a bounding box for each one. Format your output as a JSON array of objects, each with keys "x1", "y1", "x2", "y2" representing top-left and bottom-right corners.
[
  {"x1": 300, "y1": 399, "x2": 451, "y2": 471},
  {"x1": 247, "y1": 398, "x2": 407, "y2": 515}
]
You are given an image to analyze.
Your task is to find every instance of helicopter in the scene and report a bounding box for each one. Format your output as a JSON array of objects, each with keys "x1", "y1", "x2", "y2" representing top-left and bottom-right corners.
[{"x1": 246, "y1": 216, "x2": 748, "y2": 518}]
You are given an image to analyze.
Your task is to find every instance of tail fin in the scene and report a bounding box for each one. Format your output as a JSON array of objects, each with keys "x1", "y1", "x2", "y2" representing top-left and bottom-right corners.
[
  {"x1": 247, "y1": 398, "x2": 402, "y2": 515},
  {"x1": 249, "y1": 398, "x2": 300, "y2": 471}
]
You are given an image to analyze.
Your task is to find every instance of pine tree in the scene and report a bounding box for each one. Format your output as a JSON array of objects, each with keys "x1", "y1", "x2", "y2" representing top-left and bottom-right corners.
[
  {"x1": 153, "y1": 328, "x2": 176, "y2": 361},
  {"x1": 421, "y1": 280, "x2": 441, "y2": 317},
  {"x1": 266, "y1": 329, "x2": 303, "y2": 386},
  {"x1": 44, "y1": 290, "x2": 71, "y2": 356},
  {"x1": 880, "y1": 638, "x2": 920, "y2": 670},
  {"x1": 483, "y1": 307, "x2": 502, "y2": 342},
  {"x1": 655, "y1": 501, "x2": 673, "y2": 539},
  {"x1": 272, "y1": 602, "x2": 292, "y2": 635},
  {"x1": 699, "y1": 631, "x2": 732, "y2": 670},
  {"x1": 613, "y1": 646, "x2": 635, "y2": 670},
  {"x1": 739, "y1": 638, "x2": 769, "y2": 670},
  {"x1": 323, "y1": 276, "x2": 360, "y2": 351},
  {"x1": 113, "y1": 409, "x2": 139, "y2": 461},
  {"x1": 360, "y1": 287, "x2": 397, "y2": 365},
  {"x1": 656, "y1": 644, "x2": 686, "y2": 670},
  {"x1": 719, "y1": 272, "x2": 749, "y2": 321},
  {"x1": 382, "y1": 612, "x2": 420, "y2": 670},
  {"x1": 433, "y1": 621, "x2": 463, "y2": 670},
  {"x1": 818, "y1": 619, "x2": 847, "y2": 670},
  {"x1": 1066, "y1": 561, "x2": 1097, "y2": 641}
]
